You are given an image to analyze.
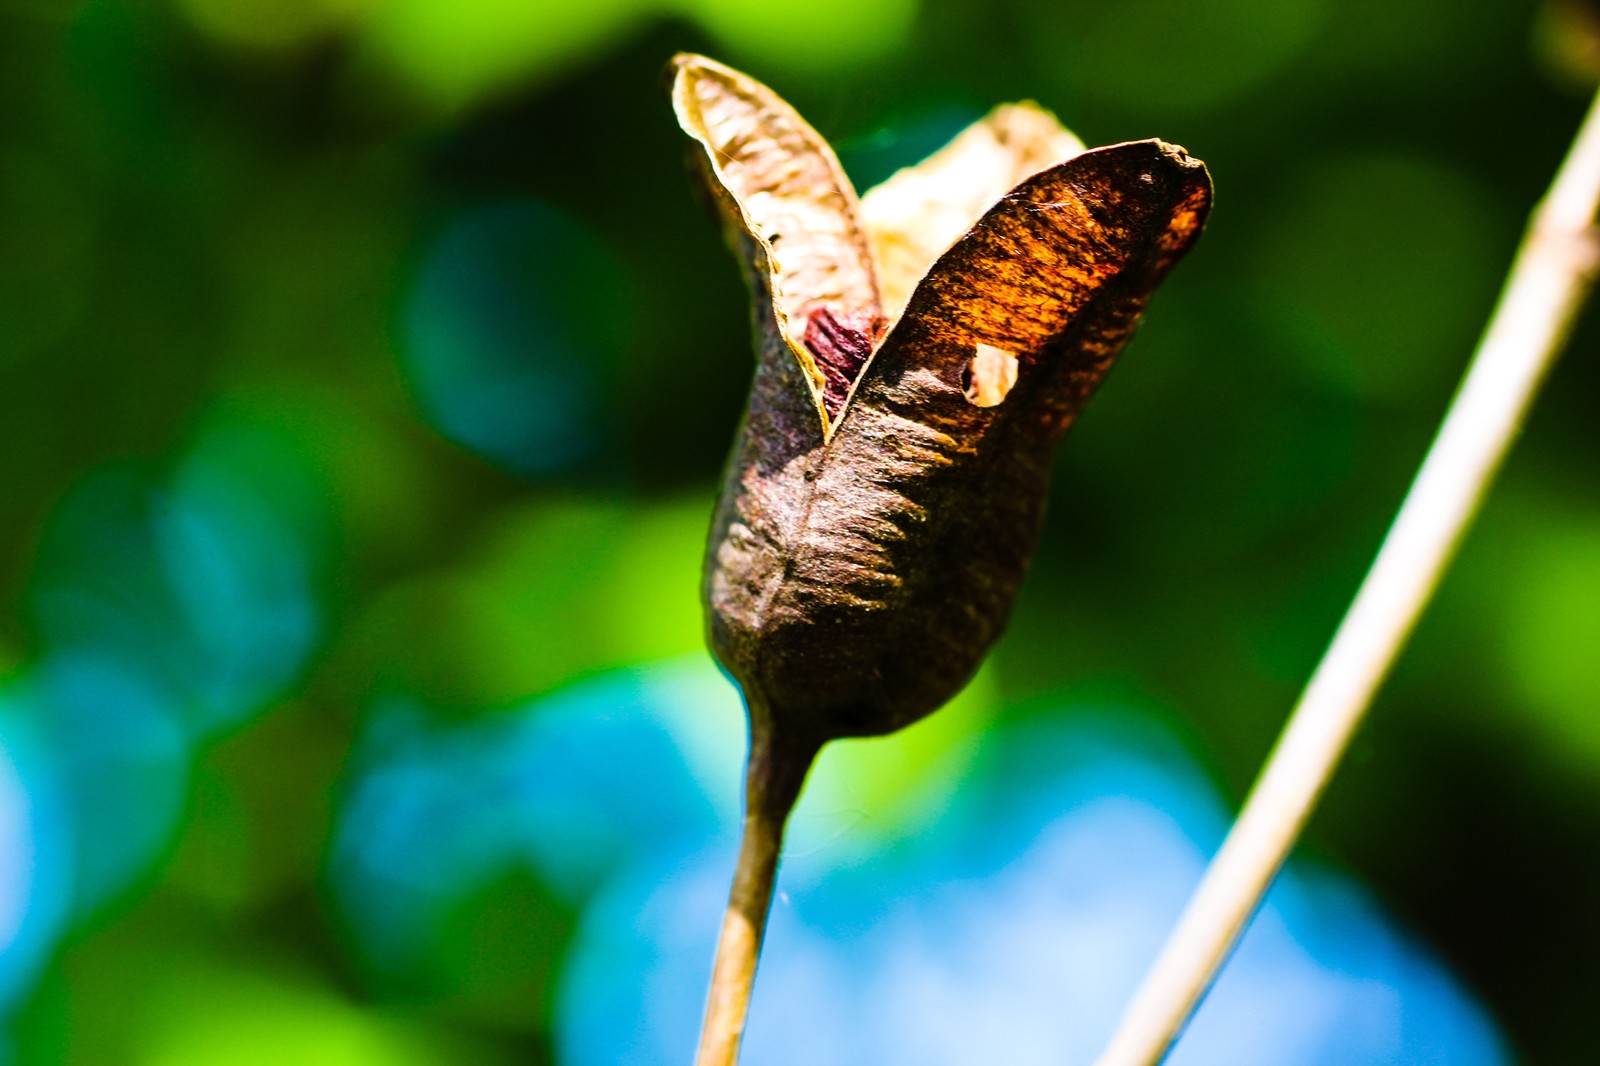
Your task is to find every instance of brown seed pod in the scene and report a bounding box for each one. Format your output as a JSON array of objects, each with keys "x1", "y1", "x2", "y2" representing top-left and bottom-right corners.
[
  {"x1": 672, "y1": 54, "x2": 1212, "y2": 1066},
  {"x1": 674, "y1": 54, "x2": 1212, "y2": 751}
]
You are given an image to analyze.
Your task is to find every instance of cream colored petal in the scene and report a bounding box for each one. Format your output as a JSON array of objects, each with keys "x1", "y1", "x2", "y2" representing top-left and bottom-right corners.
[
  {"x1": 859, "y1": 104, "x2": 1086, "y2": 321},
  {"x1": 671, "y1": 53, "x2": 880, "y2": 416}
]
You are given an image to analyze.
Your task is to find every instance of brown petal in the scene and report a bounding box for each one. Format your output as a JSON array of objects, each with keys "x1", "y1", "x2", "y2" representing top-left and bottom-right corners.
[
  {"x1": 707, "y1": 140, "x2": 1212, "y2": 740},
  {"x1": 859, "y1": 103, "x2": 1086, "y2": 322},
  {"x1": 670, "y1": 53, "x2": 881, "y2": 427}
]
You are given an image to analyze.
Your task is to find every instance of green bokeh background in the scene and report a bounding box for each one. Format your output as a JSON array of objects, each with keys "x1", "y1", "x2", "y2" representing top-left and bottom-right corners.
[{"x1": 2, "y1": 0, "x2": 1599, "y2": 1061}]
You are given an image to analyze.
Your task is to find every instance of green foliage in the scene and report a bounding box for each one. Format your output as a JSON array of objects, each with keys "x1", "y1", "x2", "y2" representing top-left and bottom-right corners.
[{"x1": 0, "y1": 0, "x2": 1596, "y2": 1061}]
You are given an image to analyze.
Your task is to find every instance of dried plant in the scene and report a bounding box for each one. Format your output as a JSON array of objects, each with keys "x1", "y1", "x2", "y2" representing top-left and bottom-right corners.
[{"x1": 670, "y1": 54, "x2": 1211, "y2": 1066}]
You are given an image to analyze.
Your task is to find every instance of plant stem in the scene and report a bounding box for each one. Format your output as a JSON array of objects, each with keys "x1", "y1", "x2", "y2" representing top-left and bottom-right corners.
[
  {"x1": 1095, "y1": 85, "x2": 1600, "y2": 1066},
  {"x1": 694, "y1": 724, "x2": 818, "y2": 1066}
]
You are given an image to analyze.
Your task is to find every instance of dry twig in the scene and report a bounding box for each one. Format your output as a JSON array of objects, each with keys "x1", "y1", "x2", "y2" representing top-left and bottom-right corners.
[{"x1": 1096, "y1": 85, "x2": 1600, "y2": 1066}]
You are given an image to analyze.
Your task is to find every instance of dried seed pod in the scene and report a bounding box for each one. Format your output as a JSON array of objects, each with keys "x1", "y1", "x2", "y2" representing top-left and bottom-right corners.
[
  {"x1": 674, "y1": 54, "x2": 1212, "y2": 751},
  {"x1": 672, "y1": 55, "x2": 1211, "y2": 1066}
]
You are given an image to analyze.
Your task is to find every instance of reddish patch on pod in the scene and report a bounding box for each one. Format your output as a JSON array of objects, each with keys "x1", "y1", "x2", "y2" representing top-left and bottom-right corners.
[{"x1": 803, "y1": 307, "x2": 880, "y2": 421}]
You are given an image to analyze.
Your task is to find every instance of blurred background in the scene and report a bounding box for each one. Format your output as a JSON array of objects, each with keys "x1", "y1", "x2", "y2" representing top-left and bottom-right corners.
[{"x1": 2, "y1": 0, "x2": 1599, "y2": 1062}]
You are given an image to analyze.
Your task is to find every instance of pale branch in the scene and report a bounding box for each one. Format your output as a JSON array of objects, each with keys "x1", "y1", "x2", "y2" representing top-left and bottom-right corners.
[{"x1": 1095, "y1": 84, "x2": 1600, "y2": 1066}]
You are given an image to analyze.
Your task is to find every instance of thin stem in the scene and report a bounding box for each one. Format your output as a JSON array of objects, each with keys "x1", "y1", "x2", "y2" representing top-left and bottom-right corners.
[
  {"x1": 694, "y1": 725, "x2": 818, "y2": 1066},
  {"x1": 1096, "y1": 85, "x2": 1600, "y2": 1066}
]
